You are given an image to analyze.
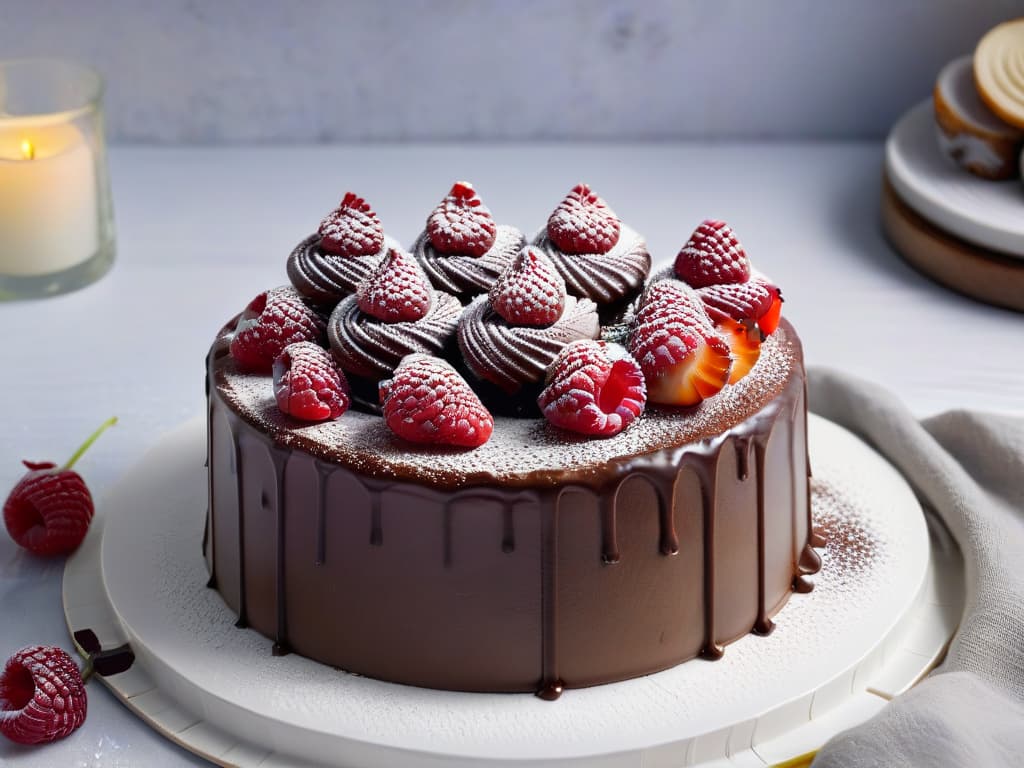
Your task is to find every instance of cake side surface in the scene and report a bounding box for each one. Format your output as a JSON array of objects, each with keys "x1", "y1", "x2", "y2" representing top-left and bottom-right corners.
[{"x1": 204, "y1": 319, "x2": 816, "y2": 694}]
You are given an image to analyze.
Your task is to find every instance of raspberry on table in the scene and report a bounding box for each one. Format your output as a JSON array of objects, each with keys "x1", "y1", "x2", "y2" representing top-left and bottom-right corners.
[{"x1": 0, "y1": 645, "x2": 87, "y2": 745}]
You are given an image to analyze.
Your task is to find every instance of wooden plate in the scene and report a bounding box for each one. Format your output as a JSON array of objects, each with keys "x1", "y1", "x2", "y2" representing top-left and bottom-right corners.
[{"x1": 881, "y1": 174, "x2": 1024, "y2": 313}]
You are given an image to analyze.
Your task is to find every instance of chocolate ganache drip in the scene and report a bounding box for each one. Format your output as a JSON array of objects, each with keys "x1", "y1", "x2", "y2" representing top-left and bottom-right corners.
[
  {"x1": 457, "y1": 294, "x2": 600, "y2": 393},
  {"x1": 328, "y1": 291, "x2": 462, "y2": 380},
  {"x1": 287, "y1": 233, "x2": 401, "y2": 305},
  {"x1": 533, "y1": 225, "x2": 651, "y2": 307},
  {"x1": 414, "y1": 225, "x2": 525, "y2": 299}
]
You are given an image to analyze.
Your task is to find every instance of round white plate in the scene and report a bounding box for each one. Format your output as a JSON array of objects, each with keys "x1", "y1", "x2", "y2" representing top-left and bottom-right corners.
[
  {"x1": 63, "y1": 415, "x2": 963, "y2": 768},
  {"x1": 885, "y1": 99, "x2": 1024, "y2": 258}
]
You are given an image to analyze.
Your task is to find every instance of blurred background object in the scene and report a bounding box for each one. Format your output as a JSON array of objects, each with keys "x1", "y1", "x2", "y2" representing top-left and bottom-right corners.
[{"x1": 0, "y1": 0, "x2": 1017, "y2": 144}]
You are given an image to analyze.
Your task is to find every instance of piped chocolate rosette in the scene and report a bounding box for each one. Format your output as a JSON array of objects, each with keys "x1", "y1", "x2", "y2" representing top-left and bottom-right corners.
[
  {"x1": 457, "y1": 245, "x2": 600, "y2": 414},
  {"x1": 287, "y1": 193, "x2": 402, "y2": 306},
  {"x1": 533, "y1": 183, "x2": 651, "y2": 325},
  {"x1": 328, "y1": 248, "x2": 462, "y2": 409},
  {"x1": 412, "y1": 181, "x2": 526, "y2": 302},
  {"x1": 645, "y1": 219, "x2": 783, "y2": 397}
]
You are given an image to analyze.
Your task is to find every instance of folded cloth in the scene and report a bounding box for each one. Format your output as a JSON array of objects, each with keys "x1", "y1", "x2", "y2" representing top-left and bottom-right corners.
[{"x1": 807, "y1": 368, "x2": 1024, "y2": 768}]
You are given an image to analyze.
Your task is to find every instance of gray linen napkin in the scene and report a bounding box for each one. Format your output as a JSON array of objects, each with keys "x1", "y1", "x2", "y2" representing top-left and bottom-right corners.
[{"x1": 807, "y1": 367, "x2": 1024, "y2": 767}]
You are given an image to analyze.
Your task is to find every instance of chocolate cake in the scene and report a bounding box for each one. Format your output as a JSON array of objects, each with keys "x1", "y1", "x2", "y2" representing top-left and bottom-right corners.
[{"x1": 204, "y1": 193, "x2": 821, "y2": 699}]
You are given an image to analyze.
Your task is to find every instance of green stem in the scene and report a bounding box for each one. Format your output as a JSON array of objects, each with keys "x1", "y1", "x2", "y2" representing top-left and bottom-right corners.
[
  {"x1": 79, "y1": 657, "x2": 95, "y2": 684},
  {"x1": 62, "y1": 416, "x2": 118, "y2": 471}
]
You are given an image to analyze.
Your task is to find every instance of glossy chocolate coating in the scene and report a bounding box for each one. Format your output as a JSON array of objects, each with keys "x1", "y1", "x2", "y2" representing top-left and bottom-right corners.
[{"x1": 204, "y1": 319, "x2": 818, "y2": 696}]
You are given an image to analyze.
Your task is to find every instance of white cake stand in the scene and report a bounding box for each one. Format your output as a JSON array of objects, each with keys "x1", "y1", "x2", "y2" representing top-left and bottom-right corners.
[
  {"x1": 63, "y1": 415, "x2": 963, "y2": 768},
  {"x1": 885, "y1": 99, "x2": 1024, "y2": 257}
]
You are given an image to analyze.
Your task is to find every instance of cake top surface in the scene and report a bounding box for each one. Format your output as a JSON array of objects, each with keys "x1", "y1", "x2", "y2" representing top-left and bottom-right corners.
[{"x1": 211, "y1": 318, "x2": 800, "y2": 490}]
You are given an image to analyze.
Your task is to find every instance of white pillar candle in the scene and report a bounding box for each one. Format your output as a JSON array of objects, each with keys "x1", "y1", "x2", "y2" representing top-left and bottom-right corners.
[{"x1": 0, "y1": 119, "x2": 99, "y2": 276}]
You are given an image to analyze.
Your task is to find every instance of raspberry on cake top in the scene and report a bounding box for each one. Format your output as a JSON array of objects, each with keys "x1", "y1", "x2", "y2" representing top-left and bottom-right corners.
[
  {"x1": 287, "y1": 193, "x2": 403, "y2": 305},
  {"x1": 457, "y1": 246, "x2": 601, "y2": 399},
  {"x1": 327, "y1": 247, "x2": 462, "y2": 381},
  {"x1": 413, "y1": 181, "x2": 526, "y2": 301},
  {"x1": 532, "y1": 183, "x2": 652, "y2": 311}
]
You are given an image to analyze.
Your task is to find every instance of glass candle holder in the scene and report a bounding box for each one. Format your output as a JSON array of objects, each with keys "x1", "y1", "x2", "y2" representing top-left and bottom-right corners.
[{"x1": 0, "y1": 59, "x2": 115, "y2": 300}]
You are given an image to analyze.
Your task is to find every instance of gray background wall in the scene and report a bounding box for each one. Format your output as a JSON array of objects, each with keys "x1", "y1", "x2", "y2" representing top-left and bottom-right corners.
[{"x1": 2, "y1": 0, "x2": 1020, "y2": 143}]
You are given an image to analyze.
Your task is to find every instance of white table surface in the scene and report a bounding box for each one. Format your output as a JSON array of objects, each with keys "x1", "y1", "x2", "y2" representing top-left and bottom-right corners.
[{"x1": 1, "y1": 142, "x2": 1021, "y2": 767}]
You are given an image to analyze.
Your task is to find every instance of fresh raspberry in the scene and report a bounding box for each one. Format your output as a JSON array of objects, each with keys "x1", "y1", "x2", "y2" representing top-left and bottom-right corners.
[
  {"x1": 229, "y1": 286, "x2": 325, "y2": 373},
  {"x1": 318, "y1": 192, "x2": 385, "y2": 258},
  {"x1": 427, "y1": 181, "x2": 497, "y2": 257},
  {"x1": 0, "y1": 645, "x2": 87, "y2": 745},
  {"x1": 356, "y1": 248, "x2": 433, "y2": 323},
  {"x1": 546, "y1": 183, "x2": 621, "y2": 255},
  {"x1": 538, "y1": 340, "x2": 646, "y2": 437},
  {"x1": 489, "y1": 246, "x2": 566, "y2": 327},
  {"x1": 697, "y1": 277, "x2": 783, "y2": 335},
  {"x1": 3, "y1": 418, "x2": 116, "y2": 557},
  {"x1": 379, "y1": 355, "x2": 494, "y2": 448},
  {"x1": 628, "y1": 280, "x2": 732, "y2": 406},
  {"x1": 273, "y1": 342, "x2": 351, "y2": 422},
  {"x1": 674, "y1": 220, "x2": 751, "y2": 288}
]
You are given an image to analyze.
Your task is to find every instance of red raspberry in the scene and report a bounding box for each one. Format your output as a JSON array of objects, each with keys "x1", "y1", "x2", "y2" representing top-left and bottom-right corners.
[
  {"x1": 379, "y1": 355, "x2": 494, "y2": 448},
  {"x1": 318, "y1": 192, "x2": 385, "y2": 258},
  {"x1": 674, "y1": 220, "x2": 751, "y2": 288},
  {"x1": 3, "y1": 418, "x2": 116, "y2": 557},
  {"x1": 356, "y1": 248, "x2": 433, "y2": 323},
  {"x1": 538, "y1": 340, "x2": 646, "y2": 437},
  {"x1": 546, "y1": 183, "x2": 621, "y2": 255},
  {"x1": 696, "y1": 277, "x2": 783, "y2": 335},
  {"x1": 0, "y1": 645, "x2": 86, "y2": 745},
  {"x1": 229, "y1": 286, "x2": 325, "y2": 373},
  {"x1": 628, "y1": 281, "x2": 732, "y2": 406},
  {"x1": 273, "y1": 342, "x2": 351, "y2": 422},
  {"x1": 427, "y1": 181, "x2": 498, "y2": 257},
  {"x1": 489, "y1": 246, "x2": 566, "y2": 327}
]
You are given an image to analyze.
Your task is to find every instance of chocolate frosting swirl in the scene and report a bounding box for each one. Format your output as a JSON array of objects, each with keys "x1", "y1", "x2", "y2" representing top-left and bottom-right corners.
[
  {"x1": 533, "y1": 224, "x2": 651, "y2": 305},
  {"x1": 414, "y1": 225, "x2": 525, "y2": 299},
  {"x1": 328, "y1": 290, "x2": 462, "y2": 380},
  {"x1": 287, "y1": 234, "x2": 401, "y2": 305},
  {"x1": 457, "y1": 295, "x2": 600, "y2": 394}
]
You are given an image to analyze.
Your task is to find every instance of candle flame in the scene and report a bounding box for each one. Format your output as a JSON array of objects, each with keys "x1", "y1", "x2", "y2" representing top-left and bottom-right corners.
[{"x1": 20, "y1": 139, "x2": 35, "y2": 161}]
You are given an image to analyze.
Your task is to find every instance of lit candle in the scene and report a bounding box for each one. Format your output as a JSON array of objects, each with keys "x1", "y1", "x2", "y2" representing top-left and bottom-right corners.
[{"x1": 0, "y1": 117, "x2": 99, "y2": 276}]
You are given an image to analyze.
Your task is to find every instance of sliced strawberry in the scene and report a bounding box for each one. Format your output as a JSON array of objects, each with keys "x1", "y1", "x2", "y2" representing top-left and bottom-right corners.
[
  {"x1": 357, "y1": 248, "x2": 433, "y2": 323},
  {"x1": 757, "y1": 285, "x2": 783, "y2": 335},
  {"x1": 628, "y1": 280, "x2": 732, "y2": 406},
  {"x1": 546, "y1": 183, "x2": 621, "y2": 255},
  {"x1": 697, "y1": 278, "x2": 783, "y2": 337},
  {"x1": 427, "y1": 181, "x2": 497, "y2": 257},
  {"x1": 538, "y1": 340, "x2": 646, "y2": 437},
  {"x1": 674, "y1": 220, "x2": 750, "y2": 288},
  {"x1": 318, "y1": 192, "x2": 385, "y2": 258},
  {"x1": 379, "y1": 355, "x2": 494, "y2": 448},
  {"x1": 718, "y1": 318, "x2": 762, "y2": 384},
  {"x1": 489, "y1": 246, "x2": 566, "y2": 327}
]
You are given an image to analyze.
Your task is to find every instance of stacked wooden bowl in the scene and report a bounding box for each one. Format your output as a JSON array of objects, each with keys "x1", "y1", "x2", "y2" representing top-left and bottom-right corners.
[{"x1": 883, "y1": 19, "x2": 1024, "y2": 313}]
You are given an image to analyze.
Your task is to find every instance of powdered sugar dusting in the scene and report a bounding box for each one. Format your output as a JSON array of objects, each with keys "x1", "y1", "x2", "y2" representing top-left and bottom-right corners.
[{"x1": 213, "y1": 320, "x2": 800, "y2": 488}]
